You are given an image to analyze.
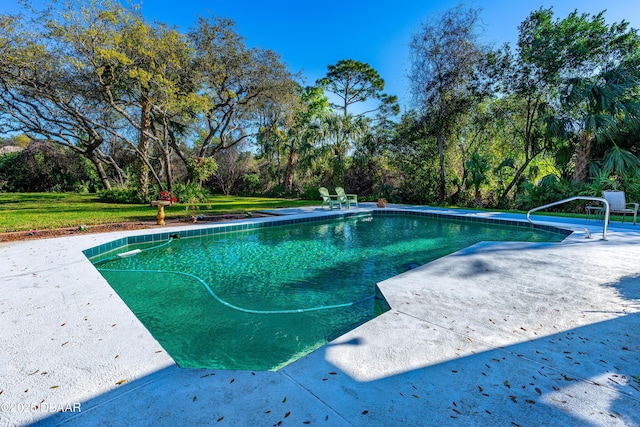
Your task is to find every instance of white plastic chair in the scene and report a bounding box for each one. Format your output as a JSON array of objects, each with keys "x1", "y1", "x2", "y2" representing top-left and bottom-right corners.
[{"x1": 602, "y1": 190, "x2": 638, "y2": 225}]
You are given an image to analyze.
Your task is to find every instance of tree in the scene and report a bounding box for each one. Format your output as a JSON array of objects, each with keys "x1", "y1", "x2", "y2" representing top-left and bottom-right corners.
[
  {"x1": 85, "y1": 4, "x2": 196, "y2": 197},
  {"x1": 313, "y1": 60, "x2": 397, "y2": 187},
  {"x1": 493, "y1": 7, "x2": 640, "y2": 199},
  {"x1": 346, "y1": 117, "x2": 397, "y2": 197},
  {"x1": 211, "y1": 143, "x2": 255, "y2": 196},
  {"x1": 465, "y1": 151, "x2": 490, "y2": 205},
  {"x1": 558, "y1": 66, "x2": 640, "y2": 183},
  {"x1": 0, "y1": 0, "x2": 197, "y2": 196},
  {"x1": 0, "y1": 6, "x2": 124, "y2": 189},
  {"x1": 319, "y1": 112, "x2": 368, "y2": 185},
  {"x1": 316, "y1": 59, "x2": 398, "y2": 118},
  {"x1": 189, "y1": 17, "x2": 298, "y2": 160},
  {"x1": 257, "y1": 84, "x2": 329, "y2": 193},
  {"x1": 388, "y1": 111, "x2": 440, "y2": 204},
  {"x1": 409, "y1": 4, "x2": 486, "y2": 203}
]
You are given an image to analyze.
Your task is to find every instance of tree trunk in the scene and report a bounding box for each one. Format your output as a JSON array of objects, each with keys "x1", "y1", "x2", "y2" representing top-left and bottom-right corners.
[
  {"x1": 87, "y1": 153, "x2": 112, "y2": 190},
  {"x1": 572, "y1": 132, "x2": 592, "y2": 184},
  {"x1": 136, "y1": 96, "x2": 152, "y2": 200},
  {"x1": 164, "y1": 149, "x2": 173, "y2": 193},
  {"x1": 474, "y1": 188, "x2": 482, "y2": 206},
  {"x1": 99, "y1": 151, "x2": 127, "y2": 187},
  {"x1": 500, "y1": 156, "x2": 535, "y2": 202},
  {"x1": 284, "y1": 149, "x2": 297, "y2": 193},
  {"x1": 437, "y1": 133, "x2": 446, "y2": 204},
  {"x1": 168, "y1": 131, "x2": 191, "y2": 185}
]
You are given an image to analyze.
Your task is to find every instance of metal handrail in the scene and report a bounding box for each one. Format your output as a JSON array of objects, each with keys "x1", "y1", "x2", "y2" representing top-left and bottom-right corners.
[{"x1": 526, "y1": 196, "x2": 610, "y2": 240}]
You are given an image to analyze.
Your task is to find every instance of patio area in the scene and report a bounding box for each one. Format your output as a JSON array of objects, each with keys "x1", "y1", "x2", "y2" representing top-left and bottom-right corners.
[{"x1": 1, "y1": 205, "x2": 639, "y2": 426}]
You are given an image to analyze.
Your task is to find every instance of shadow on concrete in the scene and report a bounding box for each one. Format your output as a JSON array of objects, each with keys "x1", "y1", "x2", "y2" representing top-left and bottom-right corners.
[
  {"x1": 32, "y1": 310, "x2": 639, "y2": 426},
  {"x1": 291, "y1": 311, "x2": 640, "y2": 426}
]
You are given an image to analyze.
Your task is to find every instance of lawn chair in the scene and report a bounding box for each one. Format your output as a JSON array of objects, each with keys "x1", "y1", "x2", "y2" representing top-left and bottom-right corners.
[
  {"x1": 319, "y1": 187, "x2": 342, "y2": 209},
  {"x1": 603, "y1": 190, "x2": 638, "y2": 225},
  {"x1": 335, "y1": 187, "x2": 358, "y2": 209}
]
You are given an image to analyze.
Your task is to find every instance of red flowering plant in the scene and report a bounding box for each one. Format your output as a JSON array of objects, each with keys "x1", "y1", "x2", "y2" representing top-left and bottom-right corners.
[{"x1": 159, "y1": 190, "x2": 178, "y2": 205}]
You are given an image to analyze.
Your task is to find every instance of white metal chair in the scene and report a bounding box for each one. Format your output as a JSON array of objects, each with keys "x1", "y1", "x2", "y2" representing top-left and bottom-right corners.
[{"x1": 602, "y1": 190, "x2": 638, "y2": 225}]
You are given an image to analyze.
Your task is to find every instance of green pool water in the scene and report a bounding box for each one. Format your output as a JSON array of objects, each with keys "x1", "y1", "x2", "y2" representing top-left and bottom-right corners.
[{"x1": 92, "y1": 213, "x2": 566, "y2": 371}]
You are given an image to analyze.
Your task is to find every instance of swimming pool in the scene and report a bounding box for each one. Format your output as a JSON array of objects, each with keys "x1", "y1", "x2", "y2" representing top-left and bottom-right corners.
[{"x1": 88, "y1": 211, "x2": 568, "y2": 371}]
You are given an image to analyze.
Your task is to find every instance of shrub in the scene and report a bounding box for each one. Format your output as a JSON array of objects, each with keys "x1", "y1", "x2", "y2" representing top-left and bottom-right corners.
[
  {"x1": 375, "y1": 183, "x2": 403, "y2": 204},
  {"x1": 0, "y1": 141, "x2": 98, "y2": 192},
  {"x1": 516, "y1": 175, "x2": 606, "y2": 213},
  {"x1": 301, "y1": 185, "x2": 322, "y2": 200},
  {"x1": 0, "y1": 152, "x2": 21, "y2": 191},
  {"x1": 170, "y1": 183, "x2": 209, "y2": 204},
  {"x1": 240, "y1": 173, "x2": 261, "y2": 195},
  {"x1": 98, "y1": 187, "x2": 144, "y2": 204}
]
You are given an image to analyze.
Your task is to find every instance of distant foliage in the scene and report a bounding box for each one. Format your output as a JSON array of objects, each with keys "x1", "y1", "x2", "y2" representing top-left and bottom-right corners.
[
  {"x1": 0, "y1": 152, "x2": 20, "y2": 191},
  {"x1": 0, "y1": 141, "x2": 97, "y2": 192}
]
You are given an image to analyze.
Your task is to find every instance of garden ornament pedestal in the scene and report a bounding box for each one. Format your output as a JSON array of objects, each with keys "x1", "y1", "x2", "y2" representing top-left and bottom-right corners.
[{"x1": 150, "y1": 200, "x2": 172, "y2": 225}]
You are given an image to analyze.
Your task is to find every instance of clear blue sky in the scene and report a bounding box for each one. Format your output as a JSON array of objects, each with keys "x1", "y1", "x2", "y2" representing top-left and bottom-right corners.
[{"x1": 3, "y1": 0, "x2": 640, "y2": 110}]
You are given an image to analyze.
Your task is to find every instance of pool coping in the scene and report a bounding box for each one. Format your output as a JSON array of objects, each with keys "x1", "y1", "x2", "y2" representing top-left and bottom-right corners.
[{"x1": 1, "y1": 203, "x2": 639, "y2": 426}]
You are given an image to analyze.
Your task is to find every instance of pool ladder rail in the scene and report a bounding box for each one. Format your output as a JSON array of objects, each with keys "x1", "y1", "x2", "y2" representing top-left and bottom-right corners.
[{"x1": 527, "y1": 196, "x2": 610, "y2": 240}]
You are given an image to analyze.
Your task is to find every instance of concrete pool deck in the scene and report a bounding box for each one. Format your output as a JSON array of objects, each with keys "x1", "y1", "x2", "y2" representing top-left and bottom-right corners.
[{"x1": 1, "y1": 204, "x2": 639, "y2": 426}]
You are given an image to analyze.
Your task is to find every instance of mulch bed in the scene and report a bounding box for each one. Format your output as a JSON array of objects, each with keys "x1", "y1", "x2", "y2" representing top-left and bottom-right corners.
[{"x1": 0, "y1": 213, "x2": 274, "y2": 243}]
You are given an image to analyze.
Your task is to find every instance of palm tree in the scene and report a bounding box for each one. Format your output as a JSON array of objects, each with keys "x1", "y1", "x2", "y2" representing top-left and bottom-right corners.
[
  {"x1": 558, "y1": 66, "x2": 640, "y2": 183},
  {"x1": 465, "y1": 151, "x2": 490, "y2": 205},
  {"x1": 320, "y1": 112, "x2": 368, "y2": 185}
]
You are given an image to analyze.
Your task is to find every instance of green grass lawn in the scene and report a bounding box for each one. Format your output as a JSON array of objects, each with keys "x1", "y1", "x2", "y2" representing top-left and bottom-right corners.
[
  {"x1": 0, "y1": 193, "x2": 320, "y2": 232},
  {"x1": 0, "y1": 192, "x2": 624, "y2": 234}
]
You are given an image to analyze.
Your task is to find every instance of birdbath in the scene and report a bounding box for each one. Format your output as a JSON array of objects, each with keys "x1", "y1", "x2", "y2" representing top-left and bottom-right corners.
[{"x1": 150, "y1": 200, "x2": 172, "y2": 225}]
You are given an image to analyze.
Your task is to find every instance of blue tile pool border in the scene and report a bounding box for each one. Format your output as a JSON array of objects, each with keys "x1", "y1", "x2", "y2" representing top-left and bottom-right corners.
[{"x1": 83, "y1": 209, "x2": 571, "y2": 260}]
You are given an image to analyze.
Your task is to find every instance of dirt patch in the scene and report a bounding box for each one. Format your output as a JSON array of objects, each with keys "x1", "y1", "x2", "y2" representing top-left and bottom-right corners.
[{"x1": 0, "y1": 212, "x2": 275, "y2": 243}]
